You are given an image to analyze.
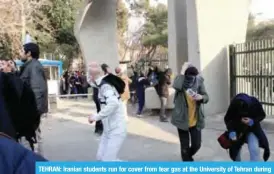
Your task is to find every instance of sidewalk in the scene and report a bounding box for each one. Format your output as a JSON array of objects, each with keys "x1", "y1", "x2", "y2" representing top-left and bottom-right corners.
[{"x1": 41, "y1": 99, "x2": 274, "y2": 161}]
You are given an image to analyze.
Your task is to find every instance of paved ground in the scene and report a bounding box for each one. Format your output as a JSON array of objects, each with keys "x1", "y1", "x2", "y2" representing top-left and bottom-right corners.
[{"x1": 42, "y1": 99, "x2": 274, "y2": 161}]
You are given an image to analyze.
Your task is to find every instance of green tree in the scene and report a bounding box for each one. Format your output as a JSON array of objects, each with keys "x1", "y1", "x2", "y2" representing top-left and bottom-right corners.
[
  {"x1": 246, "y1": 14, "x2": 274, "y2": 41},
  {"x1": 138, "y1": 3, "x2": 167, "y2": 60},
  {"x1": 40, "y1": 0, "x2": 83, "y2": 70}
]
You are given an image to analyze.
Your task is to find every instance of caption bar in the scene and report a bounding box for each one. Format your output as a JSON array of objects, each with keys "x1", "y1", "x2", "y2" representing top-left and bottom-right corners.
[{"x1": 36, "y1": 162, "x2": 272, "y2": 174}]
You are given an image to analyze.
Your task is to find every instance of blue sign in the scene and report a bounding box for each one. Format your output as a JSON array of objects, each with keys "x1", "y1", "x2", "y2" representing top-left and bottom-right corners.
[{"x1": 36, "y1": 162, "x2": 273, "y2": 174}]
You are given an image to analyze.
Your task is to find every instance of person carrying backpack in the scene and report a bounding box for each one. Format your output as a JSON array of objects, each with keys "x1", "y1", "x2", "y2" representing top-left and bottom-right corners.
[
  {"x1": 220, "y1": 93, "x2": 270, "y2": 161},
  {"x1": 19, "y1": 43, "x2": 48, "y2": 155},
  {"x1": 87, "y1": 62, "x2": 127, "y2": 161}
]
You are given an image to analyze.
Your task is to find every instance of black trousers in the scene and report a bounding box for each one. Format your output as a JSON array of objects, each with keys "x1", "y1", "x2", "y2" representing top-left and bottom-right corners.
[
  {"x1": 177, "y1": 127, "x2": 201, "y2": 161},
  {"x1": 93, "y1": 95, "x2": 103, "y2": 132}
]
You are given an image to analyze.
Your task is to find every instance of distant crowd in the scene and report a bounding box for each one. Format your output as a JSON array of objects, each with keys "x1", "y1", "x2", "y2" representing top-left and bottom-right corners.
[{"x1": 60, "y1": 71, "x2": 89, "y2": 97}]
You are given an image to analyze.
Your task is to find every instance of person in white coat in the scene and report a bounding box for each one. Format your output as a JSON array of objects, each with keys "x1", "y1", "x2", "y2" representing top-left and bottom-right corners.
[{"x1": 87, "y1": 62, "x2": 127, "y2": 161}]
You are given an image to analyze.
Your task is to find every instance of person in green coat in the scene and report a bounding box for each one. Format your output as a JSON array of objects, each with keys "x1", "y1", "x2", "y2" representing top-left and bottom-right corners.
[{"x1": 171, "y1": 62, "x2": 209, "y2": 161}]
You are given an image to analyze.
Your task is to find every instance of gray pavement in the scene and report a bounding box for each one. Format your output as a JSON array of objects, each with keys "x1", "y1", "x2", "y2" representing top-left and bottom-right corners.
[{"x1": 42, "y1": 99, "x2": 274, "y2": 161}]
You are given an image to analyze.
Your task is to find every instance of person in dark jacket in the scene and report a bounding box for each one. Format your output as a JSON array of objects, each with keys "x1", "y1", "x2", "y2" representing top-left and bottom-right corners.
[
  {"x1": 69, "y1": 72, "x2": 77, "y2": 95},
  {"x1": 19, "y1": 42, "x2": 48, "y2": 155},
  {"x1": 224, "y1": 93, "x2": 270, "y2": 161},
  {"x1": 81, "y1": 71, "x2": 89, "y2": 97},
  {"x1": 0, "y1": 72, "x2": 47, "y2": 174},
  {"x1": 129, "y1": 66, "x2": 138, "y2": 104},
  {"x1": 92, "y1": 63, "x2": 111, "y2": 135},
  {"x1": 136, "y1": 72, "x2": 150, "y2": 117},
  {"x1": 172, "y1": 63, "x2": 209, "y2": 161},
  {"x1": 75, "y1": 71, "x2": 83, "y2": 95},
  {"x1": 60, "y1": 71, "x2": 69, "y2": 95},
  {"x1": 93, "y1": 87, "x2": 103, "y2": 135},
  {"x1": 157, "y1": 68, "x2": 172, "y2": 122}
]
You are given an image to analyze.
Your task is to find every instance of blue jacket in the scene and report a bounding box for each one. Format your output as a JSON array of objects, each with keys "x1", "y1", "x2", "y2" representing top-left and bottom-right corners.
[
  {"x1": 0, "y1": 136, "x2": 47, "y2": 174},
  {"x1": 136, "y1": 77, "x2": 150, "y2": 97}
]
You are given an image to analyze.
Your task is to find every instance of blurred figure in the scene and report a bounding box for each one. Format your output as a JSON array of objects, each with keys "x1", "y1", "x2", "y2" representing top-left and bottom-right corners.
[
  {"x1": 60, "y1": 73, "x2": 68, "y2": 95},
  {"x1": 88, "y1": 62, "x2": 126, "y2": 161},
  {"x1": 0, "y1": 59, "x2": 17, "y2": 74},
  {"x1": 93, "y1": 86, "x2": 103, "y2": 135},
  {"x1": 69, "y1": 72, "x2": 77, "y2": 95},
  {"x1": 86, "y1": 67, "x2": 103, "y2": 135},
  {"x1": 115, "y1": 67, "x2": 132, "y2": 121},
  {"x1": 101, "y1": 63, "x2": 111, "y2": 75},
  {"x1": 136, "y1": 72, "x2": 150, "y2": 117},
  {"x1": 147, "y1": 66, "x2": 158, "y2": 86},
  {"x1": 129, "y1": 65, "x2": 138, "y2": 104},
  {"x1": 92, "y1": 63, "x2": 111, "y2": 134},
  {"x1": 81, "y1": 71, "x2": 89, "y2": 98},
  {"x1": 157, "y1": 68, "x2": 172, "y2": 122},
  {"x1": 75, "y1": 71, "x2": 83, "y2": 95}
]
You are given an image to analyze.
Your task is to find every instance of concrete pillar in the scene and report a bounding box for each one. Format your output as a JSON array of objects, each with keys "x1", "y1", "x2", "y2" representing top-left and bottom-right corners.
[
  {"x1": 168, "y1": 0, "x2": 250, "y2": 115},
  {"x1": 168, "y1": 0, "x2": 188, "y2": 74},
  {"x1": 74, "y1": 0, "x2": 119, "y2": 71}
]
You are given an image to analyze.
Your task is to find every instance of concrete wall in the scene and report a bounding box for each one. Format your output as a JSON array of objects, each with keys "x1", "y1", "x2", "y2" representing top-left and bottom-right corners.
[
  {"x1": 74, "y1": 0, "x2": 119, "y2": 71},
  {"x1": 168, "y1": 0, "x2": 250, "y2": 115}
]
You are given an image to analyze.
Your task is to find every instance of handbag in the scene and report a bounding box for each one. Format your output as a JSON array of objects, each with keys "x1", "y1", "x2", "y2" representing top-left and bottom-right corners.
[{"x1": 217, "y1": 131, "x2": 232, "y2": 149}]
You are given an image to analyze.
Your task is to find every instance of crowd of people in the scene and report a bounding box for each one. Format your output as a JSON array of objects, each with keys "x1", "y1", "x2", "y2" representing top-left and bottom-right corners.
[
  {"x1": 0, "y1": 42, "x2": 271, "y2": 173},
  {"x1": 60, "y1": 70, "x2": 89, "y2": 97},
  {"x1": 87, "y1": 61, "x2": 270, "y2": 162}
]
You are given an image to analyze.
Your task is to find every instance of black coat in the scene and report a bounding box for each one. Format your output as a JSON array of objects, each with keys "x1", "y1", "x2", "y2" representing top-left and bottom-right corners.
[
  {"x1": 19, "y1": 59, "x2": 48, "y2": 115},
  {"x1": 224, "y1": 94, "x2": 270, "y2": 161}
]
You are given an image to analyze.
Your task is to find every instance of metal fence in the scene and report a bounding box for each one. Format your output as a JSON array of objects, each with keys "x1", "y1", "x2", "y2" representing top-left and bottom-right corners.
[{"x1": 229, "y1": 40, "x2": 274, "y2": 115}]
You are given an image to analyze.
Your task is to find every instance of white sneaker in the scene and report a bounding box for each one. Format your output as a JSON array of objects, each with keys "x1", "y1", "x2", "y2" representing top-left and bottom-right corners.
[{"x1": 136, "y1": 114, "x2": 143, "y2": 118}]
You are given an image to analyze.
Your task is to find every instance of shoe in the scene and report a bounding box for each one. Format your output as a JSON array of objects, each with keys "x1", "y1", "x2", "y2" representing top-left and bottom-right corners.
[
  {"x1": 136, "y1": 114, "x2": 143, "y2": 118},
  {"x1": 160, "y1": 117, "x2": 168, "y2": 122}
]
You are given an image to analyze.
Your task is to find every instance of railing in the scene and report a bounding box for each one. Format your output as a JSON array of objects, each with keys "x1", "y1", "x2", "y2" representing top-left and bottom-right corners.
[{"x1": 229, "y1": 40, "x2": 274, "y2": 115}]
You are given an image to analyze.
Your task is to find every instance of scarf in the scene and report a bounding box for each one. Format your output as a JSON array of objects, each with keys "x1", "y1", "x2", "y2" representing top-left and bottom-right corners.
[{"x1": 183, "y1": 75, "x2": 198, "y2": 92}]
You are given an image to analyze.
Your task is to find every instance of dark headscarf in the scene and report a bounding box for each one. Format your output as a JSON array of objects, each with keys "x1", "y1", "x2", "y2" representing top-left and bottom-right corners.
[{"x1": 183, "y1": 66, "x2": 199, "y2": 91}]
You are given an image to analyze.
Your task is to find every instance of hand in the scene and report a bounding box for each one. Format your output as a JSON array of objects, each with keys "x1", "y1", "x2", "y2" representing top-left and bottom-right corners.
[
  {"x1": 193, "y1": 94, "x2": 203, "y2": 101},
  {"x1": 229, "y1": 132, "x2": 237, "y2": 141},
  {"x1": 88, "y1": 115, "x2": 95, "y2": 124}
]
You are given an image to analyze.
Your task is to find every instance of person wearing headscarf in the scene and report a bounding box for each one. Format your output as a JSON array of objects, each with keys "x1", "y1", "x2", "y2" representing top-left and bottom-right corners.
[
  {"x1": 88, "y1": 62, "x2": 127, "y2": 161},
  {"x1": 171, "y1": 62, "x2": 209, "y2": 161},
  {"x1": 224, "y1": 93, "x2": 270, "y2": 161}
]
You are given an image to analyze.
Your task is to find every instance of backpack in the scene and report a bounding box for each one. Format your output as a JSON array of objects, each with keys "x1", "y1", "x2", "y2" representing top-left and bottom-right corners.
[
  {"x1": 100, "y1": 74, "x2": 125, "y2": 95},
  {"x1": 2, "y1": 73, "x2": 40, "y2": 151}
]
